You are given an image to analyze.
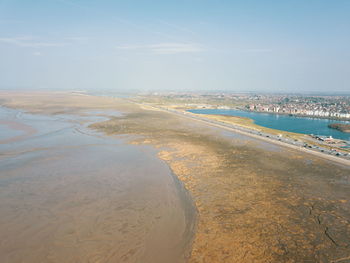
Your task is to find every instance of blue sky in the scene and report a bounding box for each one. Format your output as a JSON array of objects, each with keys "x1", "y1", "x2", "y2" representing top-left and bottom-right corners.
[{"x1": 0, "y1": 0, "x2": 349, "y2": 92}]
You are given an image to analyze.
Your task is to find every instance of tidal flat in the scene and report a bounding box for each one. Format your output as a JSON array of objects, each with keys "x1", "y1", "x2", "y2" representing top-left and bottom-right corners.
[
  {"x1": 0, "y1": 95, "x2": 196, "y2": 263},
  {"x1": 1, "y1": 91, "x2": 350, "y2": 263}
]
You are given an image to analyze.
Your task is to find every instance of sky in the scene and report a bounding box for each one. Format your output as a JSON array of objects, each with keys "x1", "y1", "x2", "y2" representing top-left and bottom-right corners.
[{"x1": 0, "y1": 0, "x2": 350, "y2": 93}]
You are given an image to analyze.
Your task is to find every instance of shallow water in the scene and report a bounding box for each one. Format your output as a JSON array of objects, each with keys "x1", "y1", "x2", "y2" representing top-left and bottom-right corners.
[
  {"x1": 0, "y1": 107, "x2": 196, "y2": 263},
  {"x1": 0, "y1": 123, "x2": 23, "y2": 141}
]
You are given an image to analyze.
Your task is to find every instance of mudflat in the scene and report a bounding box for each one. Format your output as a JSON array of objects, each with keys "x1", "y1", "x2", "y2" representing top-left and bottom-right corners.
[
  {"x1": 0, "y1": 92, "x2": 195, "y2": 263},
  {"x1": 1, "y1": 91, "x2": 350, "y2": 263}
]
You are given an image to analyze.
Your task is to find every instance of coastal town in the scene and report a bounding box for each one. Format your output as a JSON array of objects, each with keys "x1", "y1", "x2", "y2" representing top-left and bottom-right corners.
[
  {"x1": 139, "y1": 92, "x2": 350, "y2": 120},
  {"x1": 135, "y1": 92, "x2": 350, "y2": 157},
  {"x1": 245, "y1": 95, "x2": 350, "y2": 119}
]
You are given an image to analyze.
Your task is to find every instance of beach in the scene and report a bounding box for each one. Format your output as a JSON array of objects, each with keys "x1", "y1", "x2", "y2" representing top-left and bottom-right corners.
[
  {"x1": 0, "y1": 96, "x2": 196, "y2": 263},
  {"x1": 1, "y1": 91, "x2": 350, "y2": 263}
]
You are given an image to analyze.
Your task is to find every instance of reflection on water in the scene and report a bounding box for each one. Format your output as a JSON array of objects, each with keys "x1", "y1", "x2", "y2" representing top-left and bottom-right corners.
[{"x1": 0, "y1": 107, "x2": 196, "y2": 263}]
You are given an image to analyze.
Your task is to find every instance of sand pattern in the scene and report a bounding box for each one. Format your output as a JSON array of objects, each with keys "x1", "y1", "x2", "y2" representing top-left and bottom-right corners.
[
  {"x1": 0, "y1": 102, "x2": 195, "y2": 263},
  {"x1": 1, "y1": 91, "x2": 350, "y2": 263}
]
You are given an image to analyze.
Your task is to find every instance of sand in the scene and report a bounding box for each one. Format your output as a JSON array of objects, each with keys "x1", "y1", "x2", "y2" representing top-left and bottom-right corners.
[
  {"x1": 1, "y1": 91, "x2": 350, "y2": 263},
  {"x1": 0, "y1": 100, "x2": 196, "y2": 263}
]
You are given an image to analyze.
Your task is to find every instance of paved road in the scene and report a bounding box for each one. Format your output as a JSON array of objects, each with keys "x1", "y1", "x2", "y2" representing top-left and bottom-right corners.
[{"x1": 137, "y1": 102, "x2": 350, "y2": 167}]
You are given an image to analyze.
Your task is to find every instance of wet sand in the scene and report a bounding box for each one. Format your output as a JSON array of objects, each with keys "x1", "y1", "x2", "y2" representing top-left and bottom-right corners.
[
  {"x1": 1, "y1": 91, "x2": 350, "y2": 263},
  {"x1": 0, "y1": 104, "x2": 196, "y2": 263},
  {"x1": 0, "y1": 119, "x2": 36, "y2": 144}
]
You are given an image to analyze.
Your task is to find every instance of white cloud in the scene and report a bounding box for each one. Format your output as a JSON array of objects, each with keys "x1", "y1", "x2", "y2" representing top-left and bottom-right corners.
[
  {"x1": 64, "y1": 36, "x2": 89, "y2": 41},
  {"x1": 0, "y1": 37, "x2": 67, "y2": 48},
  {"x1": 33, "y1": 51, "x2": 42, "y2": 56},
  {"x1": 150, "y1": 43, "x2": 204, "y2": 54},
  {"x1": 116, "y1": 42, "x2": 205, "y2": 54},
  {"x1": 240, "y1": 48, "x2": 273, "y2": 53},
  {"x1": 115, "y1": 44, "x2": 143, "y2": 50},
  {"x1": 158, "y1": 20, "x2": 197, "y2": 35}
]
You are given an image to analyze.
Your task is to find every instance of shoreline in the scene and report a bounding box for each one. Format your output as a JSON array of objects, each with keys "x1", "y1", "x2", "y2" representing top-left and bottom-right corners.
[
  {"x1": 241, "y1": 108, "x2": 350, "y2": 122},
  {"x1": 138, "y1": 102, "x2": 350, "y2": 167},
  {"x1": 187, "y1": 109, "x2": 350, "y2": 142},
  {"x1": 168, "y1": 167, "x2": 198, "y2": 261},
  {"x1": 0, "y1": 102, "x2": 197, "y2": 263},
  {"x1": 2, "y1": 92, "x2": 350, "y2": 262},
  {"x1": 328, "y1": 123, "x2": 350, "y2": 133},
  {"x1": 183, "y1": 105, "x2": 350, "y2": 122}
]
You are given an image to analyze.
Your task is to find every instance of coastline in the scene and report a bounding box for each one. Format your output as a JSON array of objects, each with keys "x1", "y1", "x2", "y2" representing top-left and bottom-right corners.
[
  {"x1": 140, "y1": 102, "x2": 350, "y2": 150},
  {"x1": 2, "y1": 92, "x2": 350, "y2": 262},
  {"x1": 89, "y1": 96, "x2": 350, "y2": 262},
  {"x1": 141, "y1": 103, "x2": 350, "y2": 166},
  {"x1": 328, "y1": 123, "x2": 350, "y2": 133},
  {"x1": 168, "y1": 168, "x2": 198, "y2": 261},
  {"x1": 182, "y1": 105, "x2": 350, "y2": 122},
  {"x1": 0, "y1": 97, "x2": 197, "y2": 263},
  {"x1": 186, "y1": 109, "x2": 350, "y2": 142},
  {"x1": 241, "y1": 108, "x2": 350, "y2": 121},
  {"x1": 191, "y1": 114, "x2": 350, "y2": 166}
]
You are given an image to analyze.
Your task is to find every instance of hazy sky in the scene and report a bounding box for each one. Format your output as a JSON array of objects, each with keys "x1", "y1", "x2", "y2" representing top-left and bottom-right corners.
[{"x1": 1, "y1": 0, "x2": 350, "y2": 93}]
